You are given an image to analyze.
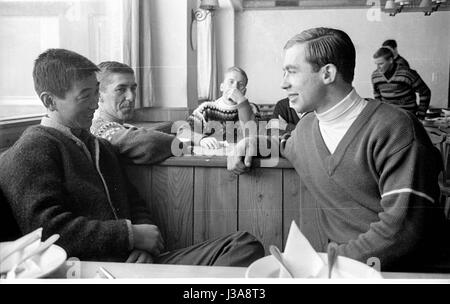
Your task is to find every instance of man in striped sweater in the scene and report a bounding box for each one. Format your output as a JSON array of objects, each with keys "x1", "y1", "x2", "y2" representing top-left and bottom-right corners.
[
  {"x1": 229, "y1": 28, "x2": 446, "y2": 272},
  {"x1": 371, "y1": 47, "x2": 431, "y2": 120}
]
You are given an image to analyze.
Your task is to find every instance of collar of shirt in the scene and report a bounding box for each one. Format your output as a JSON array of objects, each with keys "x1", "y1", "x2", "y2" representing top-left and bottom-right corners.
[
  {"x1": 315, "y1": 88, "x2": 363, "y2": 125},
  {"x1": 40, "y1": 116, "x2": 93, "y2": 161}
]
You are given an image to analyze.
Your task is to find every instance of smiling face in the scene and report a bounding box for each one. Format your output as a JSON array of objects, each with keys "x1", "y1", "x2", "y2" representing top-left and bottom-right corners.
[
  {"x1": 281, "y1": 43, "x2": 326, "y2": 114},
  {"x1": 51, "y1": 74, "x2": 99, "y2": 130},
  {"x1": 99, "y1": 73, "x2": 137, "y2": 121}
]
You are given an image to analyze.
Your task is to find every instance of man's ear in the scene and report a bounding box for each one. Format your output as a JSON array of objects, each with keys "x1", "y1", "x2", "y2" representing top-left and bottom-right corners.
[
  {"x1": 219, "y1": 82, "x2": 224, "y2": 93},
  {"x1": 321, "y1": 64, "x2": 337, "y2": 85},
  {"x1": 40, "y1": 92, "x2": 57, "y2": 111}
]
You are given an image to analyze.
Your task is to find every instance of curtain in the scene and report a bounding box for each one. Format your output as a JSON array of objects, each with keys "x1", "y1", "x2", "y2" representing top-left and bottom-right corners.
[
  {"x1": 122, "y1": 0, "x2": 155, "y2": 108},
  {"x1": 197, "y1": 10, "x2": 218, "y2": 102}
]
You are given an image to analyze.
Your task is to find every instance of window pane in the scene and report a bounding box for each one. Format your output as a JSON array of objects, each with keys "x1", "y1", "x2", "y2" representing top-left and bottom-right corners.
[{"x1": 0, "y1": 0, "x2": 124, "y2": 120}]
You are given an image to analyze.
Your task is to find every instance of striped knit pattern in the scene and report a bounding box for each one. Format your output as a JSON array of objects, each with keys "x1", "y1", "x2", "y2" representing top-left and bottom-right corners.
[
  {"x1": 371, "y1": 65, "x2": 431, "y2": 115},
  {"x1": 188, "y1": 98, "x2": 260, "y2": 132},
  {"x1": 395, "y1": 55, "x2": 409, "y2": 68}
]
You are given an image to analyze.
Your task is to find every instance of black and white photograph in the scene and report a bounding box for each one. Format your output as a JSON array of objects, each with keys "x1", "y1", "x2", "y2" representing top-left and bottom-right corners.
[{"x1": 0, "y1": 0, "x2": 449, "y2": 288}]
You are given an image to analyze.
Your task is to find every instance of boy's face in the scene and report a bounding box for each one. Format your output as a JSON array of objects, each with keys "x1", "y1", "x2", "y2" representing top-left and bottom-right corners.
[
  {"x1": 220, "y1": 70, "x2": 247, "y2": 97},
  {"x1": 100, "y1": 73, "x2": 137, "y2": 121},
  {"x1": 374, "y1": 56, "x2": 394, "y2": 74},
  {"x1": 52, "y1": 74, "x2": 99, "y2": 130}
]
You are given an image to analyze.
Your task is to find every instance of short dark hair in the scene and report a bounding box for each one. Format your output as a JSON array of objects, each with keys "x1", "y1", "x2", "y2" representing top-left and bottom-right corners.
[
  {"x1": 97, "y1": 61, "x2": 135, "y2": 91},
  {"x1": 373, "y1": 47, "x2": 394, "y2": 60},
  {"x1": 225, "y1": 66, "x2": 248, "y2": 87},
  {"x1": 284, "y1": 27, "x2": 356, "y2": 83},
  {"x1": 33, "y1": 48, "x2": 99, "y2": 99},
  {"x1": 382, "y1": 39, "x2": 397, "y2": 49}
]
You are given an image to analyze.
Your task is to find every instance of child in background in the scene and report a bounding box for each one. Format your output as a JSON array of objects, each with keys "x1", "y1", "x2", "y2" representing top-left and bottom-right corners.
[{"x1": 179, "y1": 67, "x2": 260, "y2": 149}]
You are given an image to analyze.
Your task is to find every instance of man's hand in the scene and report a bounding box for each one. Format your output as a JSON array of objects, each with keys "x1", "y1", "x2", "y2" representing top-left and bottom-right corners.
[
  {"x1": 126, "y1": 249, "x2": 154, "y2": 264},
  {"x1": 132, "y1": 224, "x2": 165, "y2": 256},
  {"x1": 224, "y1": 88, "x2": 247, "y2": 105},
  {"x1": 200, "y1": 137, "x2": 220, "y2": 149},
  {"x1": 227, "y1": 137, "x2": 257, "y2": 175}
]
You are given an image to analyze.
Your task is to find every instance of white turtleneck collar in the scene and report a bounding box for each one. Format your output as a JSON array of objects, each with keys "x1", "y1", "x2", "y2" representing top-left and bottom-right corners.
[{"x1": 315, "y1": 88, "x2": 367, "y2": 154}]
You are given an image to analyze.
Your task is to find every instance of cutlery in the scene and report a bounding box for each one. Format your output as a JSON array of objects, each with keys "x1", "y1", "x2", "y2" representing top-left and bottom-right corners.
[
  {"x1": 6, "y1": 234, "x2": 60, "y2": 275},
  {"x1": 98, "y1": 266, "x2": 115, "y2": 279},
  {"x1": 269, "y1": 245, "x2": 294, "y2": 278},
  {"x1": 327, "y1": 242, "x2": 338, "y2": 279}
]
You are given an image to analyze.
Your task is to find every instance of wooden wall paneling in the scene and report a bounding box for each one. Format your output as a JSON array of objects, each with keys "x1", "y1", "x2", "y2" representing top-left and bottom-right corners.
[
  {"x1": 193, "y1": 167, "x2": 238, "y2": 243},
  {"x1": 151, "y1": 166, "x2": 194, "y2": 250},
  {"x1": 282, "y1": 168, "x2": 300, "y2": 250},
  {"x1": 239, "y1": 168, "x2": 283, "y2": 253}
]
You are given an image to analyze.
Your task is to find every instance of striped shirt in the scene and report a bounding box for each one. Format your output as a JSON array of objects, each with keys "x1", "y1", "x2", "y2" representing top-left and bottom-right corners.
[
  {"x1": 371, "y1": 64, "x2": 431, "y2": 116},
  {"x1": 395, "y1": 55, "x2": 409, "y2": 68}
]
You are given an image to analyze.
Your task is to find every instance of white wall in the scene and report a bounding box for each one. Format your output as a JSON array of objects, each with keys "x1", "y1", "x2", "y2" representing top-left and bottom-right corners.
[
  {"x1": 234, "y1": 9, "x2": 450, "y2": 108},
  {"x1": 150, "y1": 0, "x2": 197, "y2": 109}
]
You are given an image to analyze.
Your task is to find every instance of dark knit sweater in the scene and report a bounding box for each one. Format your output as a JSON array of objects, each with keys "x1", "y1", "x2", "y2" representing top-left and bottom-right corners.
[
  {"x1": 371, "y1": 64, "x2": 431, "y2": 117},
  {"x1": 282, "y1": 100, "x2": 444, "y2": 271},
  {"x1": 91, "y1": 112, "x2": 176, "y2": 165},
  {"x1": 395, "y1": 55, "x2": 410, "y2": 68},
  {"x1": 0, "y1": 125, "x2": 153, "y2": 261},
  {"x1": 272, "y1": 98, "x2": 301, "y2": 133}
]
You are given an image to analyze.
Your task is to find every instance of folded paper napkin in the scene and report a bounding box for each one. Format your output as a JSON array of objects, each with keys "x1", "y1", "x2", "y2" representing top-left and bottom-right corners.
[
  {"x1": 0, "y1": 228, "x2": 43, "y2": 276},
  {"x1": 276, "y1": 221, "x2": 383, "y2": 279},
  {"x1": 278, "y1": 221, "x2": 325, "y2": 278}
]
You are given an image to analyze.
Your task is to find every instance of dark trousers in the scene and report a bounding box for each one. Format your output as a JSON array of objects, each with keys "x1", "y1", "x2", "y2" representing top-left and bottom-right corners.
[{"x1": 154, "y1": 231, "x2": 264, "y2": 267}]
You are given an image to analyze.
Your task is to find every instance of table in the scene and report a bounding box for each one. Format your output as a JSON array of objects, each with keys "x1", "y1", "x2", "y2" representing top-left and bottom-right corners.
[{"x1": 49, "y1": 261, "x2": 450, "y2": 280}]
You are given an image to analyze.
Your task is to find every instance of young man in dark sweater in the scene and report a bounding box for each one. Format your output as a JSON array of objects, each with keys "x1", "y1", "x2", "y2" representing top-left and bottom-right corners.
[
  {"x1": 228, "y1": 28, "x2": 446, "y2": 272},
  {"x1": 91, "y1": 61, "x2": 178, "y2": 165},
  {"x1": 0, "y1": 49, "x2": 264, "y2": 265},
  {"x1": 371, "y1": 47, "x2": 431, "y2": 120}
]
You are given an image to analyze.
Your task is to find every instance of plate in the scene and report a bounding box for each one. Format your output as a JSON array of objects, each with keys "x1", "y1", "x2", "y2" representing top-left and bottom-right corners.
[
  {"x1": 1, "y1": 244, "x2": 67, "y2": 279},
  {"x1": 245, "y1": 253, "x2": 383, "y2": 279}
]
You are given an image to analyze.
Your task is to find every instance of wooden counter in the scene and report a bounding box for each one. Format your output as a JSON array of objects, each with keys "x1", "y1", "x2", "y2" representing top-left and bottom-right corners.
[{"x1": 125, "y1": 154, "x2": 300, "y2": 254}]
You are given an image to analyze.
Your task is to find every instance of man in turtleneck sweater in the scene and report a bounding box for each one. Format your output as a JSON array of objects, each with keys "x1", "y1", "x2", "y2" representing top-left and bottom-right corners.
[
  {"x1": 91, "y1": 61, "x2": 179, "y2": 164},
  {"x1": 229, "y1": 28, "x2": 446, "y2": 272}
]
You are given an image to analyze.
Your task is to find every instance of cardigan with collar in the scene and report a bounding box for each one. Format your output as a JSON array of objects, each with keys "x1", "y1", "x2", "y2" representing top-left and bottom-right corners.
[{"x1": 0, "y1": 120, "x2": 153, "y2": 261}]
